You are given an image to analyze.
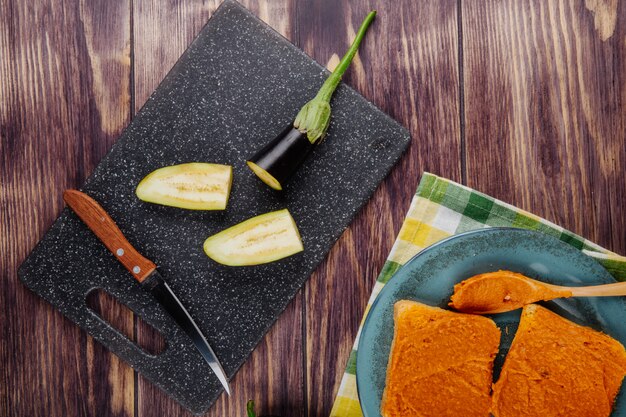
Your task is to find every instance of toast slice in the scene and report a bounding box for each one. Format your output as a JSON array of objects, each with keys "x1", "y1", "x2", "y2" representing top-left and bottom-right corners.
[
  {"x1": 492, "y1": 304, "x2": 626, "y2": 417},
  {"x1": 380, "y1": 300, "x2": 500, "y2": 417}
]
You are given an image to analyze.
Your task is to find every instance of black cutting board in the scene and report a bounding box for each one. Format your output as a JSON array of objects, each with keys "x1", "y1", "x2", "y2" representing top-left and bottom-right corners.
[{"x1": 18, "y1": 1, "x2": 410, "y2": 414}]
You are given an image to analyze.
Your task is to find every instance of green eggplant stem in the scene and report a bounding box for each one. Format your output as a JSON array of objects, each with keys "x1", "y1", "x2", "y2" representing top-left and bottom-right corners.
[
  {"x1": 294, "y1": 10, "x2": 376, "y2": 144},
  {"x1": 247, "y1": 400, "x2": 256, "y2": 417},
  {"x1": 315, "y1": 10, "x2": 377, "y2": 102}
]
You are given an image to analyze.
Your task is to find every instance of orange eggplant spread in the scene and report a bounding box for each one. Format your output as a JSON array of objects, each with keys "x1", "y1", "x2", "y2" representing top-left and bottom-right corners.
[
  {"x1": 449, "y1": 270, "x2": 571, "y2": 314},
  {"x1": 381, "y1": 301, "x2": 500, "y2": 417},
  {"x1": 491, "y1": 304, "x2": 626, "y2": 417}
]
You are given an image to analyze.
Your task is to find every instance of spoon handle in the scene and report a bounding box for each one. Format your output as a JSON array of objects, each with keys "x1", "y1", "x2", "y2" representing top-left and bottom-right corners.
[{"x1": 567, "y1": 281, "x2": 626, "y2": 297}]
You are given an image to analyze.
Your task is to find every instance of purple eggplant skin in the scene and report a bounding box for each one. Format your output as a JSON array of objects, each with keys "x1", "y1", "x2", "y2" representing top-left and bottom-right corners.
[
  {"x1": 247, "y1": 125, "x2": 314, "y2": 190},
  {"x1": 247, "y1": 11, "x2": 376, "y2": 191}
]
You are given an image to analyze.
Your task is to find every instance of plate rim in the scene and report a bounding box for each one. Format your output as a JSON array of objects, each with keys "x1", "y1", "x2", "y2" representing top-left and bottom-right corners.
[{"x1": 354, "y1": 226, "x2": 616, "y2": 416}]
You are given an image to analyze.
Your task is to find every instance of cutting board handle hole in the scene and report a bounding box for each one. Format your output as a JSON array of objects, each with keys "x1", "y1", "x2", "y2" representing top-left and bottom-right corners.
[{"x1": 86, "y1": 288, "x2": 167, "y2": 356}]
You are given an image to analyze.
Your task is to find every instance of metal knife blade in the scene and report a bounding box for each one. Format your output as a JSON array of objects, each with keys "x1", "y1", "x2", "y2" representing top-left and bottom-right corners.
[
  {"x1": 142, "y1": 271, "x2": 231, "y2": 395},
  {"x1": 63, "y1": 189, "x2": 231, "y2": 395}
]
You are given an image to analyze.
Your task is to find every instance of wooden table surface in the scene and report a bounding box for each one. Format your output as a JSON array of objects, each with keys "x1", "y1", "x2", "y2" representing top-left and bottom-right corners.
[{"x1": 1, "y1": 0, "x2": 625, "y2": 416}]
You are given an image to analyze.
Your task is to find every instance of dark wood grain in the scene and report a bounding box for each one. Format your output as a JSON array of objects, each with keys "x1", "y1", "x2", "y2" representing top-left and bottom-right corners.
[
  {"x1": 3, "y1": 0, "x2": 626, "y2": 416},
  {"x1": 297, "y1": 1, "x2": 461, "y2": 415},
  {"x1": 463, "y1": 0, "x2": 626, "y2": 255},
  {"x1": 0, "y1": 0, "x2": 134, "y2": 416}
]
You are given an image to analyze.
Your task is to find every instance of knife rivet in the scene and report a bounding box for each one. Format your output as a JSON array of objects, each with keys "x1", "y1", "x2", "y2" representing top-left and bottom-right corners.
[
  {"x1": 133, "y1": 266, "x2": 140, "y2": 274},
  {"x1": 116, "y1": 248, "x2": 124, "y2": 256}
]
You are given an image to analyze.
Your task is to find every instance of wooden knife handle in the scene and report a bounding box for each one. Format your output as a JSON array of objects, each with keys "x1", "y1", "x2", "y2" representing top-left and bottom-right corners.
[{"x1": 63, "y1": 190, "x2": 156, "y2": 282}]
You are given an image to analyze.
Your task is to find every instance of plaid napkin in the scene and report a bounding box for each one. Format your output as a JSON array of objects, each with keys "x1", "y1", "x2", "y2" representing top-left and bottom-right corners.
[{"x1": 329, "y1": 172, "x2": 626, "y2": 417}]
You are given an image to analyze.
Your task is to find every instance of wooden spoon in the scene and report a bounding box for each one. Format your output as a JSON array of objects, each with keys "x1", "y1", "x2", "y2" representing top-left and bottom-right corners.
[{"x1": 449, "y1": 270, "x2": 626, "y2": 314}]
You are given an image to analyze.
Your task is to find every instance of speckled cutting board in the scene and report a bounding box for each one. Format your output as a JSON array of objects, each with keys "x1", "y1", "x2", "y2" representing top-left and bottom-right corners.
[{"x1": 18, "y1": 0, "x2": 410, "y2": 414}]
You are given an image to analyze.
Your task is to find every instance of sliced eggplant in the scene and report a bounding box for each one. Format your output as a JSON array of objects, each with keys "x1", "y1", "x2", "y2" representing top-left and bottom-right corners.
[
  {"x1": 246, "y1": 126, "x2": 314, "y2": 190},
  {"x1": 203, "y1": 209, "x2": 304, "y2": 266},
  {"x1": 136, "y1": 163, "x2": 232, "y2": 210}
]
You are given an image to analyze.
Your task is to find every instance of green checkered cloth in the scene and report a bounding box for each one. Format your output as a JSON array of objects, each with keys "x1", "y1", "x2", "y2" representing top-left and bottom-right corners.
[{"x1": 329, "y1": 172, "x2": 626, "y2": 417}]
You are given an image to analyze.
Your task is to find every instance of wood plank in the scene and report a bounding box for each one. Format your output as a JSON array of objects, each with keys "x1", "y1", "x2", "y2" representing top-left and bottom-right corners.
[
  {"x1": 463, "y1": 0, "x2": 626, "y2": 255},
  {"x1": 0, "y1": 0, "x2": 133, "y2": 415},
  {"x1": 7, "y1": 1, "x2": 624, "y2": 417},
  {"x1": 299, "y1": 1, "x2": 461, "y2": 414},
  {"x1": 132, "y1": 1, "x2": 304, "y2": 416}
]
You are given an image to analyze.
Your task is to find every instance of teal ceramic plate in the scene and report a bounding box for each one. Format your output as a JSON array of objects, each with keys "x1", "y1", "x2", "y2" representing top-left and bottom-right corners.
[{"x1": 356, "y1": 228, "x2": 626, "y2": 417}]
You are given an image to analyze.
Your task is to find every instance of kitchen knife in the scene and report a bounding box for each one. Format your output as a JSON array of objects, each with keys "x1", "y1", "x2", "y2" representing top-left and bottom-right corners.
[{"x1": 63, "y1": 189, "x2": 231, "y2": 395}]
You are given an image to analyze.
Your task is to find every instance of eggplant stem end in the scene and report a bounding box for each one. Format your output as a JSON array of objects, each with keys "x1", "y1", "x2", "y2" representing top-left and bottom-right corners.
[{"x1": 293, "y1": 11, "x2": 376, "y2": 144}]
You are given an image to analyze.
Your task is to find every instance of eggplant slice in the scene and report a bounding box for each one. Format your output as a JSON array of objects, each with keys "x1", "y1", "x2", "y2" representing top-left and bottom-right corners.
[
  {"x1": 136, "y1": 163, "x2": 232, "y2": 210},
  {"x1": 203, "y1": 209, "x2": 304, "y2": 266},
  {"x1": 246, "y1": 126, "x2": 313, "y2": 191}
]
